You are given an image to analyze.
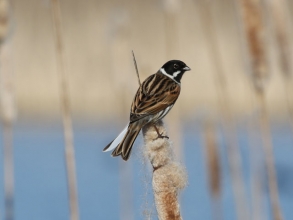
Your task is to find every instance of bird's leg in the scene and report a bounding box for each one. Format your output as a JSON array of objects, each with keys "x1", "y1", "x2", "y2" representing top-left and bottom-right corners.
[{"x1": 153, "y1": 124, "x2": 169, "y2": 139}]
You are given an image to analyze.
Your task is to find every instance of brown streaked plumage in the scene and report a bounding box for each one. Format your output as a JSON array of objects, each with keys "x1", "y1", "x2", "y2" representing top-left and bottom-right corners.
[
  {"x1": 103, "y1": 60, "x2": 191, "y2": 161},
  {"x1": 130, "y1": 73, "x2": 180, "y2": 122}
]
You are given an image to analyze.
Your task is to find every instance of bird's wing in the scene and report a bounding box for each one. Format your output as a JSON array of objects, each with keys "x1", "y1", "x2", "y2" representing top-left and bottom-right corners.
[{"x1": 130, "y1": 73, "x2": 180, "y2": 123}]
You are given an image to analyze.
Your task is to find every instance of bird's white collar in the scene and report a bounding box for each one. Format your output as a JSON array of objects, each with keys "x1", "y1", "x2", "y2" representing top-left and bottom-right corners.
[{"x1": 160, "y1": 68, "x2": 180, "y2": 84}]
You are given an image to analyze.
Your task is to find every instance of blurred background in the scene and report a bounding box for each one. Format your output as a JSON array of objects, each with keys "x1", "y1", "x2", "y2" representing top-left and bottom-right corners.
[{"x1": 0, "y1": 0, "x2": 293, "y2": 219}]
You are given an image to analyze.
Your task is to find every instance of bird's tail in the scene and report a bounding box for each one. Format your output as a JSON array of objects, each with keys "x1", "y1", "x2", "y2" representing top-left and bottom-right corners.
[{"x1": 103, "y1": 122, "x2": 142, "y2": 161}]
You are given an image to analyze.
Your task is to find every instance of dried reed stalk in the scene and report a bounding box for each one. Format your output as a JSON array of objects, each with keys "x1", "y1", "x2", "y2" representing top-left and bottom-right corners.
[
  {"x1": 142, "y1": 120, "x2": 187, "y2": 220},
  {"x1": 50, "y1": 1, "x2": 79, "y2": 220},
  {"x1": 237, "y1": 0, "x2": 283, "y2": 219},
  {"x1": 0, "y1": 1, "x2": 15, "y2": 220},
  {"x1": 196, "y1": 1, "x2": 249, "y2": 219},
  {"x1": 230, "y1": 0, "x2": 265, "y2": 218},
  {"x1": 268, "y1": 0, "x2": 293, "y2": 130},
  {"x1": 257, "y1": 95, "x2": 283, "y2": 220},
  {"x1": 132, "y1": 50, "x2": 141, "y2": 87}
]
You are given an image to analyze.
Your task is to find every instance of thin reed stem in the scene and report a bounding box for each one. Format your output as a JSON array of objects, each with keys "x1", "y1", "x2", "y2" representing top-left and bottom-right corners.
[
  {"x1": 50, "y1": 1, "x2": 79, "y2": 220},
  {"x1": 257, "y1": 93, "x2": 283, "y2": 220},
  {"x1": 132, "y1": 50, "x2": 141, "y2": 86},
  {"x1": 230, "y1": 0, "x2": 265, "y2": 218},
  {"x1": 236, "y1": 0, "x2": 283, "y2": 219},
  {"x1": 267, "y1": 0, "x2": 293, "y2": 133}
]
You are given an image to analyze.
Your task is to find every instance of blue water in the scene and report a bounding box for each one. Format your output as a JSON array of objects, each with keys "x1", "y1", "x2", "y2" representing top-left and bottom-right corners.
[{"x1": 0, "y1": 122, "x2": 292, "y2": 220}]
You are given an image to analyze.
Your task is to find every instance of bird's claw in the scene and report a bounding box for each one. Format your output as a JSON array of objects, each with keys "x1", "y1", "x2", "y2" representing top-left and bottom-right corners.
[{"x1": 155, "y1": 133, "x2": 169, "y2": 140}]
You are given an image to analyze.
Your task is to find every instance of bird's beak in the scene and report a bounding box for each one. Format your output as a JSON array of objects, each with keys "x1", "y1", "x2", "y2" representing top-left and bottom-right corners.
[{"x1": 183, "y1": 66, "x2": 191, "y2": 71}]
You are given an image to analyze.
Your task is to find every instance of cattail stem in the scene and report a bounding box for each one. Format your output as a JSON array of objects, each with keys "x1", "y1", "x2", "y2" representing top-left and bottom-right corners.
[
  {"x1": 236, "y1": 0, "x2": 283, "y2": 219},
  {"x1": 256, "y1": 92, "x2": 283, "y2": 220},
  {"x1": 50, "y1": 1, "x2": 79, "y2": 220},
  {"x1": 142, "y1": 120, "x2": 187, "y2": 220},
  {"x1": 267, "y1": 0, "x2": 293, "y2": 133}
]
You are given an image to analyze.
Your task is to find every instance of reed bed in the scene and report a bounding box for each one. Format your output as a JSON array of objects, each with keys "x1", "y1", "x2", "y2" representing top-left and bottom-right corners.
[{"x1": 1, "y1": 1, "x2": 293, "y2": 220}]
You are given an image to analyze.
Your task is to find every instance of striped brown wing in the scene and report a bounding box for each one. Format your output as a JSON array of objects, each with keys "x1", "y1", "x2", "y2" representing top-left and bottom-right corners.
[{"x1": 130, "y1": 73, "x2": 180, "y2": 123}]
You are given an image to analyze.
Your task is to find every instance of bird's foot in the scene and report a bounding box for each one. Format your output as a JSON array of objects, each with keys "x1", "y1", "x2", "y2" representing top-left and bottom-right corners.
[
  {"x1": 155, "y1": 133, "x2": 169, "y2": 140},
  {"x1": 152, "y1": 124, "x2": 169, "y2": 140}
]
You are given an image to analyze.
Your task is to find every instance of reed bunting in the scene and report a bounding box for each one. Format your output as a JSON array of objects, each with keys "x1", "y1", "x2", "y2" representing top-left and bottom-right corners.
[{"x1": 103, "y1": 60, "x2": 191, "y2": 160}]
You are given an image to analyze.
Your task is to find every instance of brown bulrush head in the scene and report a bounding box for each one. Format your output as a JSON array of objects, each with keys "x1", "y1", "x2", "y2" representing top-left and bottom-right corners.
[{"x1": 142, "y1": 120, "x2": 187, "y2": 220}]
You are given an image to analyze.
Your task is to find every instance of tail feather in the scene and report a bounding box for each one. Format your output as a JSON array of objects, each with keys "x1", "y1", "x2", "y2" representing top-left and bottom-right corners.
[
  {"x1": 105, "y1": 123, "x2": 142, "y2": 161},
  {"x1": 103, "y1": 124, "x2": 129, "y2": 152},
  {"x1": 121, "y1": 128, "x2": 141, "y2": 160},
  {"x1": 111, "y1": 129, "x2": 131, "y2": 156}
]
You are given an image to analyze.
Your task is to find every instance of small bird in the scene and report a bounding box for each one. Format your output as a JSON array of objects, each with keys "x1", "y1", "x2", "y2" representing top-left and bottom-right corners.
[{"x1": 103, "y1": 60, "x2": 191, "y2": 160}]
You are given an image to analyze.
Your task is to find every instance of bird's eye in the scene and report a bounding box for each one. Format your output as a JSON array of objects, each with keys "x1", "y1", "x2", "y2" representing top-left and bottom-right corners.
[{"x1": 174, "y1": 64, "x2": 178, "y2": 69}]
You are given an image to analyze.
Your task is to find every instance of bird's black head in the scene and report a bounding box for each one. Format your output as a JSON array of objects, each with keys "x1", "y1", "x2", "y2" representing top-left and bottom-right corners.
[{"x1": 160, "y1": 60, "x2": 191, "y2": 83}]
